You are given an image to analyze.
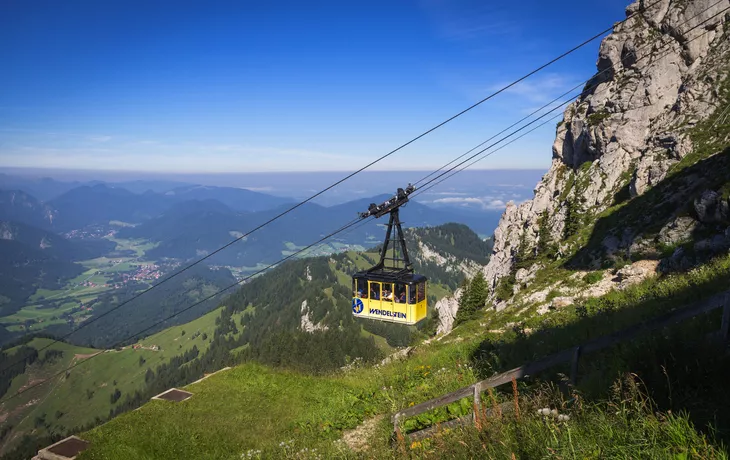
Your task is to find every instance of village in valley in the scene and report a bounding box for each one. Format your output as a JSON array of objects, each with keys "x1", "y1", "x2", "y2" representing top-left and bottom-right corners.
[{"x1": 0, "y1": 228, "x2": 171, "y2": 334}]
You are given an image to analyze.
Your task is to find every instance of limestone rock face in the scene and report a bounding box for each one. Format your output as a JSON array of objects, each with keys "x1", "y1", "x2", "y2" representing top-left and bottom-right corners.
[
  {"x1": 415, "y1": 240, "x2": 482, "y2": 278},
  {"x1": 435, "y1": 289, "x2": 462, "y2": 336},
  {"x1": 658, "y1": 216, "x2": 698, "y2": 245},
  {"x1": 482, "y1": 0, "x2": 729, "y2": 296},
  {"x1": 300, "y1": 300, "x2": 328, "y2": 333},
  {"x1": 694, "y1": 190, "x2": 730, "y2": 224}
]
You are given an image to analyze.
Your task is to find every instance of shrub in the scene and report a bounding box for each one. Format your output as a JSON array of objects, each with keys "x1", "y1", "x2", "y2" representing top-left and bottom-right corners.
[{"x1": 584, "y1": 271, "x2": 603, "y2": 284}]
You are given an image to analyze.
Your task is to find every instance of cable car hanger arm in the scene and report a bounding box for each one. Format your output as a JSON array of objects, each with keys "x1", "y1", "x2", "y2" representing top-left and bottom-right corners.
[{"x1": 358, "y1": 183, "x2": 415, "y2": 220}]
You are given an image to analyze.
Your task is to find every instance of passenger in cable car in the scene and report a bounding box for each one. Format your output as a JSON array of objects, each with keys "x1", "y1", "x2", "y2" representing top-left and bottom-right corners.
[
  {"x1": 355, "y1": 279, "x2": 368, "y2": 298},
  {"x1": 382, "y1": 283, "x2": 394, "y2": 301},
  {"x1": 395, "y1": 284, "x2": 406, "y2": 303}
]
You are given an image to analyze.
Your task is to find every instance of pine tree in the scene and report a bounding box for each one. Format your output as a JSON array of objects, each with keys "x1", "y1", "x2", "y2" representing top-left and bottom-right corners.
[
  {"x1": 454, "y1": 272, "x2": 488, "y2": 326},
  {"x1": 468, "y1": 272, "x2": 488, "y2": 312}
]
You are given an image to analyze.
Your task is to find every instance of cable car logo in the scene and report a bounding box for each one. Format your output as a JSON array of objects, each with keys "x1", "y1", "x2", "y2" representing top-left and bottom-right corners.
[{"x1": 352, "y1": 298, "x2": 364, "y2": 314}]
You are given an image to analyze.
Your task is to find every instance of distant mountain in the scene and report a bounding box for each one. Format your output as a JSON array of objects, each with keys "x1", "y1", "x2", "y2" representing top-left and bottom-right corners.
[
  {"x1": 0, "y1": 189, "x2": 58, "y2": 230},
  {"x1": 118, "y1": 198, "x2": 248, "y2": 260},
  {"x1": 49, "y1": 184, "x2": 170, "y2": 230},
  {"x1": 41, "y1": 183, "x2": 295, "y2": 231},
  {"x1": 161, "y1": 185, "x2": 294, "y2": 212},
  {"x1": 107, "y1": 179, "x2": 194, "y2": 194},
  {"x1": 0, "y1": 174, "x2": 87, "y2": 202},
  {"x1": 0, "y1": 174, "x2": 194, "y2": 201},
  {"x1": 334, "y1": 195, "x2": 498, "y2": 236},
  {"x1": 118, "y1": 195, "x2": 494, "y2": 267}
]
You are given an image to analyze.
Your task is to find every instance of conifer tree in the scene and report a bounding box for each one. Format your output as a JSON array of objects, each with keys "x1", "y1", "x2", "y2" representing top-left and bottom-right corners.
[{"x1": 454, "y1": 272, "x2": 488, "y2": 326}]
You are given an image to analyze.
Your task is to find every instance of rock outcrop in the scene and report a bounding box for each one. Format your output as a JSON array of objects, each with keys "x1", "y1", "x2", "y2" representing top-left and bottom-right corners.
[
  {"x1": 435, "y1": 288, "x2": 462, "y2": 335},
  {"x1": 414, "y1": 240, "x2": 483, "y2": 278},
  {"x1": 483, "y1": 0, "x2": 730, "y2": 295},
  {"x1": 299, "y1": 300, "x2": 328, "y2": 333}
]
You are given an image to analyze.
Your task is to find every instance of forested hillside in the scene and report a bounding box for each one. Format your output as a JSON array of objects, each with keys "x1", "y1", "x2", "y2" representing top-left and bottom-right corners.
[
  {"x1": 223, "y1": 223, "x2": 491, "y2": 373},
  {"x1": 49, "y1": 264, "x2": 237, "y2": 349},
  {"x1": 0, "y1": 221, "x2": 114, "y2": 317},
  {"x1": 0, "y1": 223, "x2": 487, "y2": 458}
]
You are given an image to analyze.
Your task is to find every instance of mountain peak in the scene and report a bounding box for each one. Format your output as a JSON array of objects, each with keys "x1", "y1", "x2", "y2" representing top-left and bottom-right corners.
[{"x1": 480, "y1": 0, "x2": 730, "y2": 312}]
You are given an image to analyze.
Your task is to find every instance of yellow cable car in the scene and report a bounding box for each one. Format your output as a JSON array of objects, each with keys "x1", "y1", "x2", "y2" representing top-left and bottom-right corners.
[{"x1": 351, "y1": 184, "x2": 428, "y2": 325}]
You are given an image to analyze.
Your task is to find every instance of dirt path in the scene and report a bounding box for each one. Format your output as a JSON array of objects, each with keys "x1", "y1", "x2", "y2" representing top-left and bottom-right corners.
[
  {"x1": 341, "y1": 415, "x2": 384, "y2": 453},
  {"x1": 73, "y1": 351, "x2": 103, "y2": 360}
]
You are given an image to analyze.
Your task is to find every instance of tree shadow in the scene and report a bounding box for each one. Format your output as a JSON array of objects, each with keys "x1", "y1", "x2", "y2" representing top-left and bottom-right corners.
[
  {"x1": 566, "y1": 147, "x2": 730, "y2": 270},
  {"x1": 469, "y1": 276, "x2": 730, "y2": 445}
]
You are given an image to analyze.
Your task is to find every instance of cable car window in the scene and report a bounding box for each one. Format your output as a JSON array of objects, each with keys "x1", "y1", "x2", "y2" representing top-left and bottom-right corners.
[
  {"x1": 355, "y1": 279, "x2": 368, "y2": 298},
  {"x1": 381, "y1": 283, "x2": 393, "y2": 301},
  {"x1": 408, "y1": 285, "x2": 417, "y2": 304},
  {"x1": 394, "y1": 284, "x2": 406, "y2": 303},
  {"x1": 370, "y1": 282, "x2": 380, "y2": 300},
  {"x1": 417, "y1": 282, "x2": 426, "y2": 302}
]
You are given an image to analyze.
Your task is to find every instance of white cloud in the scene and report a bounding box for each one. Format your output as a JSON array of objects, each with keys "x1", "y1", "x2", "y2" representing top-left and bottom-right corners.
[
  {"x1": 489, "y1": 73, "x2": 581, "y2": 105},
  {"x1": 433, "y1": 197, "x2": 484, "y2": 204},
  {"x1": 431, "y1": 196, "x2": 507, "y2": 210},
  {"x1": 423, "y1": 191, "x2": 470, "y2": 196}
]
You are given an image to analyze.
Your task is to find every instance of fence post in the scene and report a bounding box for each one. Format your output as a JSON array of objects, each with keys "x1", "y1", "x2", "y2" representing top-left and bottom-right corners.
[
  {"x1": 721, "y1": 295, "x2": 730, "y2": 346},
  {"x1": 473, "y1": 383, "x2": 482, "y2": 428},
  {"x1": 393, "y1": 413, "x2": 406, "y2": 452},
  {"x1": 570, "y1": 346, "x2": 581, "y2": 386}
]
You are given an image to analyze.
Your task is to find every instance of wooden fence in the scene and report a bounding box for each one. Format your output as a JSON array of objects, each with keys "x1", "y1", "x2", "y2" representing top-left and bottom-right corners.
[{"x1": 393, "y1": 291, "x2": 730, "y2": 439}]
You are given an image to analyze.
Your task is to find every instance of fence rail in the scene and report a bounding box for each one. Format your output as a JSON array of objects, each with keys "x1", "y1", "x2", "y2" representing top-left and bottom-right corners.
[{"x1": 393, "y1": 291, "x2": 730, "y2": 438}]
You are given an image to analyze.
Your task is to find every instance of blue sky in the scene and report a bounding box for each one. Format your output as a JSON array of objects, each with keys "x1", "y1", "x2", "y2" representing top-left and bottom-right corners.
[{"x1": 0, "y1": 0, "x2": 629, "y2": 173}]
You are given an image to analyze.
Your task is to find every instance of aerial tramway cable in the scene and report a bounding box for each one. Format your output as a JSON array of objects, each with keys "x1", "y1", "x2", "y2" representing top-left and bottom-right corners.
[{"x1": 1, "y1": 0, "x2": 713, "y2": 400}]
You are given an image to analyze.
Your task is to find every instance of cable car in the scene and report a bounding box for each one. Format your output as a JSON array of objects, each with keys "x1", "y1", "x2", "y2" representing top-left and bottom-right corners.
[{"x1": 351, "y1": 184, "x2": 428, "y2": 325}]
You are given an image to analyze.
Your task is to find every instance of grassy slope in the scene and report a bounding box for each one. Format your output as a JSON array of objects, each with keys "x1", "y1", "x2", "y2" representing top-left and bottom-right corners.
[
  {"x1": 77, "y1": 249, "x2": 730, "y2": 459},
  {"x1": 0, "y1": 307, "x2": 235, "y2": 454},
  {"x1": 3, "y1": 246, "x2": 433, "y2": 454},
  {"x1": 82, "y1": 363, "x2": 373, "y2": 459}
]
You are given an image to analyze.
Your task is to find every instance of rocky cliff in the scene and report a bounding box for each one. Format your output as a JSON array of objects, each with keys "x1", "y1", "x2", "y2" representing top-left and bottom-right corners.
[{"x1": 479, "y1": 0, "x2": 730, "y2": 314}]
